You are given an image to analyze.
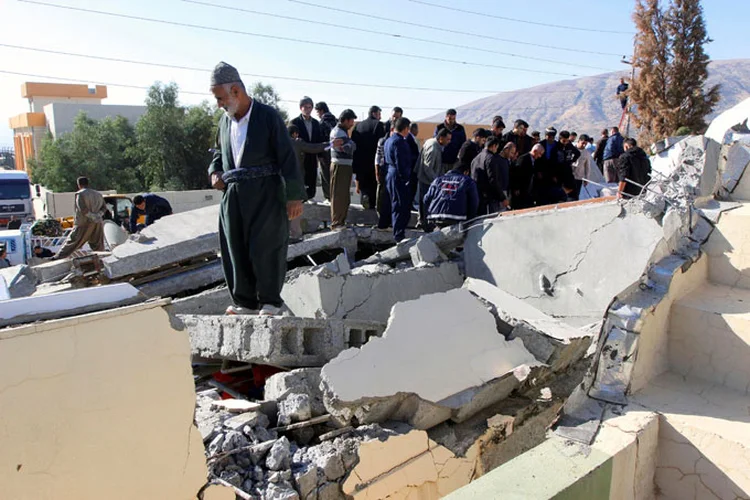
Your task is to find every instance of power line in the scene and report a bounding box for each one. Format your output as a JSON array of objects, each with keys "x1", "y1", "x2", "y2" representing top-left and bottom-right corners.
[
  {"x1": 407, "y1": 0, "x2": 635, "y2": 35},
  {"x1": 18, "y1": 0, "x2": 598, "y2": 78},
  {"x1": 181, "y1": 0, "x2": 617, "y2": 72},
  {"x1": 287, "y1": 0, "x2": 626, "y2": 57},
  {"x1": 0, "y1": 43, "x2": 584, "y2": 95},
  {"x1": 0, "y1": 69, "x2": 570, "y2": 114}
]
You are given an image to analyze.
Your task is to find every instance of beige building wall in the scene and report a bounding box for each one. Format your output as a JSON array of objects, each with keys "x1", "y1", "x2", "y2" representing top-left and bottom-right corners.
[{"x1": 0, "y1": 301, "x2": 208, "y2": 500}]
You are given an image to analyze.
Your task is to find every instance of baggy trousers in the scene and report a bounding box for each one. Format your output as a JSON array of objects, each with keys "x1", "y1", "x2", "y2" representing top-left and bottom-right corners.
[
  {"x1": 330, "y1": 162, "x2": 353, "y2": 228},
  {"x1": 56, "y1": 220, "x2": 105, "y2": 258},
  {"x1": 376, "y1": 165, "x2": 391, "y2": 229},
  {"x1": 386, "y1": 168, "x2": 411, "y2": 242},
  {"x1": 318, "y1": 154, "x2": 332, "y2": 201},
  {"x1": 219, "y1": 176, "x2": 288, "y2": 309}
]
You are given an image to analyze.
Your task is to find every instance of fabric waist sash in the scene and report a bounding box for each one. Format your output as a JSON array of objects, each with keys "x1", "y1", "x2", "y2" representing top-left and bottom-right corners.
[{"x1": 222, "y1": 164, "x2": 278, "y2": 183}]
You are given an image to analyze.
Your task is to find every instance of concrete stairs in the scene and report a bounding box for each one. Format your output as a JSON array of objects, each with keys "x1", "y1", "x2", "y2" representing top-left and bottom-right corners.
[{"x1": 635, "y1": 201, "x2": 750, "y2": 498}]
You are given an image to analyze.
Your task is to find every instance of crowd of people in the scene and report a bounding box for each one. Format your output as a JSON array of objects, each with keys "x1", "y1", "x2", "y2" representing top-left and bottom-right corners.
[{"x1": 287, "y1": 98, "x2": 653, "y2": 242}]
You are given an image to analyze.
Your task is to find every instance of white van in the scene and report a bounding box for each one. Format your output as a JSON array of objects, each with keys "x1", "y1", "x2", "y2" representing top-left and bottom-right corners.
[{"x1": 0, "y1": 170, "x2": 33, "y2": 229}]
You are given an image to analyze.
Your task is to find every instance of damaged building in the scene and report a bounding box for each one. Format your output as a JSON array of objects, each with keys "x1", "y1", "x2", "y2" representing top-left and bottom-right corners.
[{"x1": 2, "y1": 98, "x2": 750, "y2": 499}]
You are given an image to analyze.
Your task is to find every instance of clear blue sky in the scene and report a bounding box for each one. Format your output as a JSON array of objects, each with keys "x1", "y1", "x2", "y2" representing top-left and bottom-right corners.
[{"x1": 1, "y1": 0, "x2": 747, "y2": 147}]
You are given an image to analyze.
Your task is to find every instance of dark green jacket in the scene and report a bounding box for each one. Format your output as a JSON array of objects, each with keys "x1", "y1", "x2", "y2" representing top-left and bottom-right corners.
[{"x1": 208, "y1": 101, "x2": 305, "y2": 201}]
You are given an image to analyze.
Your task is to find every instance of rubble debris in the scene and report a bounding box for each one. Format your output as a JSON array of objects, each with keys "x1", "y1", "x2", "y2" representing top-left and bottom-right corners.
[
  {"x1": 0, "y1": 264, "x2": 37, "y2": 298},
  {"x1": 32, "y1": 257, "x2": 75, "y2": 283},
  {"x1": 409, "y1": 235, "x2": 447, "y2": 266},
  {"x1": 321, "y1": 289, "x2": 540, "y2": 429},
  {"x1": 464, "y1": 278, "x2": 594, "y2": 372},
  {"x1": 168, "y1": 285, "x2": 230, "y2": 315},
  {"x1": 287, "y1": 231, "x2": 357, "y2": 262},
  {"x1": 282, "y1": 261, "x2": 463, "y2": 323},
  {"x1": 136, "y1": 259, "x2": 223, "y2": 298},
  {"x1": 0, "y1": 283, "x2": 145, "y2": 328},
  {"x1": 211, "y1": 399, "x2": 262, "y2": 413},
  {"x1": 182, "y1": 315, "x2": 386, "y2": 367},
  {"x1": 360, "y1": 224, "x2": 465, "y2": 266},
  {"x1": 265, "y1": 368, "x2": 327, "y2": 420},
  {"x1": 103, "y1": 204, "x2": 220, "y2": 279}
]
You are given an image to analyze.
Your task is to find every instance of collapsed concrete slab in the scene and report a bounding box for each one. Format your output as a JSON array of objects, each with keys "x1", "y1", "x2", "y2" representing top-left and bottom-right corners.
[
  {"x1": 301, "y1": 201, "x2": 418, "y2": 230},
  {"x1": 167, "y1": 286, "x2": 230, "y2": 315},
  {"x1": 464, "y1": 278, "x2": 594, "y2": 372},
  {"x1": 281, "y1": 261, "x2": 463, "y2": 322},
  {"x1": 321, "y1": 289, "x2": 540, "y2": 430},
  {"x1": 136, "y1": 260, "x2": 223, "y2": 298},
  {"x1": 0, "y1": 283, "x2": 144, "y2": 328},
  {"x1": 181, "y1": 315, "x2": 386, "y2": 367},
  {"x1": 32, "y1": 258, "x2": 74, "y2": 283},
  {"x1": 0, "y1": 264, "x2": 37, "y2": 298},
  {"x1": 464, "y1": 200, "x2": 681, "y2": 327},
  {"x1": 103, "y1": 205, "x2": 221, "y2": 279}
]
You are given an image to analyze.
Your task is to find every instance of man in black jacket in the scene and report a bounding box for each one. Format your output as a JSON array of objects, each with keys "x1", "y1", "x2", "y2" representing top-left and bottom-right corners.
[
  {"x1": 129, "y1": 193, "x2": 173, "y2": 233},
  {"x1": 457, "y1": 128, "x2": 489, "y2": 174},
  {"x1": 315, "y1": 101, "x2": 337, "y2": 201},
  {"x1": 557, "y1": 130, "x2": 581, "y2": 200},
  {"x1": 501, "y1": 119, "x2": 533, "y2": 156},
  {"x1": 471, "y1": 137, "x2": 509, "y2": 215},
  {"x1": 511, "y1": 144, "x2": 544, "y2": 210},
  {"x1": 593, "y1": 128, "x2": 609, "y2": 173},
  {"x1": 352, "y1": 105, "x2": 386, "y2": 209},
  {"x1": 291, "y1": 96, "x2": 324, "y2": 200},
  {"x1": 434, "y1": 109, "x2": 467, "y2": 171},
  {"x1": 617, "y1": 138, "x2": 651, "y2": 198}
]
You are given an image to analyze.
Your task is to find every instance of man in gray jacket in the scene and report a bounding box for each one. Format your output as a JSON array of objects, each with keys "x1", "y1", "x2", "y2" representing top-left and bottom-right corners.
[
  {"x1": 416, "y1": 128, "x2": 451, "y2": 231},
  {"x1": 54, "y1": 176, "x2": 106, "y2": 259},
  {"x1": 330, "y1": 109, "x2": 358, "y2": 229}
]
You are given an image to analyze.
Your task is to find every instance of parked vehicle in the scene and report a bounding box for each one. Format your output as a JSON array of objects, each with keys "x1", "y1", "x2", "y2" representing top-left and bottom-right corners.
[{"x1": 0, "y1": 171, "x2": 33, "y2": 229}]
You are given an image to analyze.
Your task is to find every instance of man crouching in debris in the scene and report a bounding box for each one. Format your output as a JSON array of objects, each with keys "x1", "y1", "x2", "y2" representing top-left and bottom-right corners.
[{"x1": 208, "y1": 62, "x2": 306, "y2": 316}]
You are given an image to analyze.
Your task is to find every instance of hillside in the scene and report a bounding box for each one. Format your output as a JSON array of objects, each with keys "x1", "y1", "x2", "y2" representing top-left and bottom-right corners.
[{"x1": 425, "y1": 59, "x2": 750, "y2": 135}]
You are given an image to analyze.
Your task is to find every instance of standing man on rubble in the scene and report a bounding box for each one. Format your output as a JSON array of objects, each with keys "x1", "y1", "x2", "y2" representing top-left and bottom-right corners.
[
  {"x1": 603, "y1": 126, "x2": 625, "y2": 183},
  {"x1": 291, "y1": 97, "x2": 324, "y2": 200},
  {"x1": 617, "y1": 138, "x2": 651, "y2": 199},
  {"x1": 385, "y1": 117, "x2": 414, "y2": 242},
  {"x1": 434, "y1": 109, "x2": 466, "y2": 171},
  {"x1": 352, "y1": 106, "x2": 386, "y2": 210},
  {"x1": 53, "y1": 176, "x2": 106, "y2": 260},
  {"x1": 208, "y1": 62, "x2": 305, "y2": 316},
  {"x1": 315, "y1": 101, "x2": 337, "y2": 202}
]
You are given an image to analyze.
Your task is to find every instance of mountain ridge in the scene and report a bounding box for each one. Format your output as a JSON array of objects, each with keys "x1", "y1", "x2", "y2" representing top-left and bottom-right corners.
[{"x1": 424, "y1": 59, "x2": 750, "y2": 135}]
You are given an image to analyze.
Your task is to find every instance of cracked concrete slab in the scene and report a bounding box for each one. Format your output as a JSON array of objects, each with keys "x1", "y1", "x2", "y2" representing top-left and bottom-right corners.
[
  {"x1": 281, "y1": 261, "x2": 463, "y2": 323},
  {"x1": 180, "y1": 314, "x2": 385, "y2": 367},
  {"x1": 0, "y1": 283, "x2": 145, "y2": 328},
  {"x1": 321, "y1": 289, "x2": 540, "y2": 429},
  {"x1": 360, "y1": 225, "x2": 464, "y2": 266},
  {"x1": 464, "y1": 200, "x2": 670, "y2": 326},
  {"x1": 136, "y1": 260, "x2": 224, "y2": 298},
  {"x1": 0, "y1": 264, "x2": 37, "y2": 298},
  {"x1": 464, "y1": 278, "x2": 594, "y2": 372}
]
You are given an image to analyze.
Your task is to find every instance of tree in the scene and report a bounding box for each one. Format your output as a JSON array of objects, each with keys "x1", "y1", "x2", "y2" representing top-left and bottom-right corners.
[
  {"x1": 251, "y1": 81, "x2": 289, "y2": 122},
  {"x1": 30, "y1": 112, "x2": 142, "y2": 192},
  {"x1": 630, "y1": 0, "x2": 719, "y2": 143}
]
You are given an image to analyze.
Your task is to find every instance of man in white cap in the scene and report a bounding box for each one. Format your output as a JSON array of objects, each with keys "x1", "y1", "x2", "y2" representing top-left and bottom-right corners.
[{"x1": 208, "y1": 61, "x2": 305, "y2": 316}]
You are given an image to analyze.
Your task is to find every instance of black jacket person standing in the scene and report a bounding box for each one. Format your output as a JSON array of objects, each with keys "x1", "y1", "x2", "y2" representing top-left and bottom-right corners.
[{"x1": 208, "y1": 62, "x2": 305, "y2": 316}]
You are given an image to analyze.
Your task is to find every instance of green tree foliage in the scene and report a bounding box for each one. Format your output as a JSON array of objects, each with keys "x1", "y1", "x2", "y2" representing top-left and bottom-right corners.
[
  {"x1": 251, "y1": 81, "x2": 289, "y2": 122},
  {"x1": 30, "y1": 113, "x2": 142, "y2": 192},
  {"x1": 631, "y1": 0, "x2": 720, "y2": 143}
]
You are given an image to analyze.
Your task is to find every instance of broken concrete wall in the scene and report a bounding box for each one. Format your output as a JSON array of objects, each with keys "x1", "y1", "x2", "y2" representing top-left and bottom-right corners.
[
  {"x1": 282, "y1": 261, "x2": 464, "y2": 322},
  {"x1": 446, "y1": 409, "x2": 659, "y2": 500},
  {"x1": 464, "y1": 200, "x2": 673, "y2": 327},
  {"x1": 0, "y1": 301, "x2": 207, "y2": 499},
  {"x1": 0, "y1": 264, "x2": 37, "y2": 298},
  {"x1": 182, "y1": 314, "x2": 386, "y2": 367},
  {"x1": 321, "y1": 289, "x2": 540, "y2": 430}
]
